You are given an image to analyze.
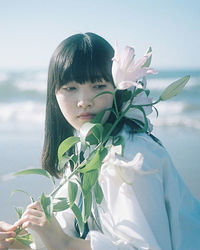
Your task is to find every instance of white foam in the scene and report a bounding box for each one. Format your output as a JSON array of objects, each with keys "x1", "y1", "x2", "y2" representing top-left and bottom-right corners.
[
  {"x1": 0, "y1": 101, "x2": 45, "y2": 124},
  {"x1": 147, "y1": 76, "x2": 199, "y2": 91}
]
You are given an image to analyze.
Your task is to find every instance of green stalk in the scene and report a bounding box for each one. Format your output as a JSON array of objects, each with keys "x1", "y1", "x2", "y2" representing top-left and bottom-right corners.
[{"x1": 50, "y1": 98, "x2": 132, "y2": 198}]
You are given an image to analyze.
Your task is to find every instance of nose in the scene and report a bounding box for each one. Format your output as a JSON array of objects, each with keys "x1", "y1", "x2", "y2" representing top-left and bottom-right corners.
[{"x1": 77, "y1": 94, "x2": 93, "y2": 109}]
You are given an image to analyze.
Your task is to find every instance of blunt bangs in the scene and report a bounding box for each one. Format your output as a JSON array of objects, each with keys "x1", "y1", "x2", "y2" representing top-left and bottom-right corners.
[{"x1": 52, "y1": 33, "x2": 114, "y2": 90}]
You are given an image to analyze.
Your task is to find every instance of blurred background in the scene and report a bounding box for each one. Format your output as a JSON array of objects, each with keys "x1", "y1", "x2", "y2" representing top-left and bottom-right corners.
[{"x1": 0, "y1": 0, "x2": 200, "y2": 223}]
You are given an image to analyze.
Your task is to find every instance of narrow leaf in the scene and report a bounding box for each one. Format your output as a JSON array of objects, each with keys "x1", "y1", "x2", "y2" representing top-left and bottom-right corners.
[
  {"x1": 16, "y1": 235, "x2": 33, "y2": 248},
  {"x1": 58, "y1": 136, "x2": 80, "y2": 166},
  {"x1": 92, "y1": 123, "x2": 103, "y2": 141},
  {"x1": 94, "y1": 181, "x2": 104, "y2": 204},
  {"x1": 120, "y1": 89, "x2": 132, "y2": 103},
  {"x1": 53, "y1": 198, "x2": 69, "y2": 212},
  {"x1": 40, "y1": 193, "x2": 52, "y2": 223},
  {"x1": 102, "y1": 123, "x2": 113, "y2": 138},
  {"x1": 14, "y1": 207, "x2": 24, "y2": 220},
  {"x1": 80, "y1": 122, "x2": 96, "y2": 145},
  {"x1": 68, "y1": 181, "x2": 78, "y2": 207},
  {"x1": 92, "y1": 91, "x2": 114, "y2": 101},
  {"x1": 14, "y1": 168, "x2": 55, "y2": 187},
  {"x1": 160, "y1": 75, "x2": 190, "y2": 101},
  {"x1": 82, "y1": 170, "x2": 98, "y2": 194},
  {"x1": 71, "y1": 204, "x2": 84, "y2": 234},
  {"x1": 99, "y1": 148, "x2": 108, "y2": 162},
  {"x1": 83, "y1": 191, "x2": 92, "y2": 223},
  {"x1": 79, "y1": 150, "x2": 100, "y2": 173},
  {"x1": 80, "y1": 122, "x2": 102, "y2": 145},
  {"x1": 142, "y1": 46, "x2": 152, "y2": 67},
  {"x1": 11, "y1": 189, "x2": 35, "y2": 203},
  {"x1": 92, "y1": 110, "x2": 106, "y2": 123}
]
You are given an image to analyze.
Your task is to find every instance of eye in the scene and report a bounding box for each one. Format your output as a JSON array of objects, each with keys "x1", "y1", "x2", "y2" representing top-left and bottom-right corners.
[
  {"x1": 93, "y1": 84, "x2": 107, "y2": 90},
  {"x1": 62, "y1": 86, "x2": 77, "y2": 92}
]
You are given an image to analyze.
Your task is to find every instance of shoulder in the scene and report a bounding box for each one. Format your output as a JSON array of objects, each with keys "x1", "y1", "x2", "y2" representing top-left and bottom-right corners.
[{"x1": 119, "y1": 127, "x2": 170, "y2": 168}]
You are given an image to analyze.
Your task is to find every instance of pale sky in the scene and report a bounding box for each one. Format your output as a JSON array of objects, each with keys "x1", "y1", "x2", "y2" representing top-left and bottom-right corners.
[{"x1": 0, "y1": 0, "x2": 199, "y2": 70}]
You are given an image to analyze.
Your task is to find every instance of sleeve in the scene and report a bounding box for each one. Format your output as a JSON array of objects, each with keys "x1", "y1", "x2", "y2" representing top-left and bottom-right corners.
[{"x1": 162, "y1": 150, "x2": 200, "y2": 250}]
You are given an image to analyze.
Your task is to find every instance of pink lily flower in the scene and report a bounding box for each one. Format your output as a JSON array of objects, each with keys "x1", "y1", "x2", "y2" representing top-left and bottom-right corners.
[{"x1": 112, "y1": 42, "x2": 158, "y2": 90}]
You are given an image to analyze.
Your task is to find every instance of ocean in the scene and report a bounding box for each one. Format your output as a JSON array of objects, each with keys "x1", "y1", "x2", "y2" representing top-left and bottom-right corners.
[{"x1": 0, "y1": 69, "x2": 200, "y2": 223}]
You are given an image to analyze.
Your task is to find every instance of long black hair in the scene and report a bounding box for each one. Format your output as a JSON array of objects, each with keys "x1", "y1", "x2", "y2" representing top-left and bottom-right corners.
[{"x1": 42, "y1": 32, "x2": 116, "y2": 177}]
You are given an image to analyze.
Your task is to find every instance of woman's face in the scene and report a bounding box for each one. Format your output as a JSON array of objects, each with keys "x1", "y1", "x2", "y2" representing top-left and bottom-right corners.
[{"x1": 56, "y1": 80, "x2": 115, "y2": 131}]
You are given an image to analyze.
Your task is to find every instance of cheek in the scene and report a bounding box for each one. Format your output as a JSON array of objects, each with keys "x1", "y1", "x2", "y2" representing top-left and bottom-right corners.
[
  {"x1": 98, "y1": 95, "x2": 114, "y2": 109},
  {"x1": 98, "y1": 95, "x2": 114, "y2": 124},
  {"x1": 56, "y1": 94, "x2": 73, "y2": 119}
]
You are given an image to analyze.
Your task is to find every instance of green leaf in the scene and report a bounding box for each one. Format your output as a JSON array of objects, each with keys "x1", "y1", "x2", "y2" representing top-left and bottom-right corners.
[
  {"x1": 92, "y1": 123, "x2": 103, "y2": 141},
  {"x1": 102, "y1": 123, "x2": 113, "y2": 138},
  {"x1": 92, "y1": 110, "x2": 106, "y2": 123},
  {"x1": 16, "y1": 234, "x2": 33, "y2": 248},
  {"x1": 130, "y1": 105, "x2": 149, "y2": 133},
  {"x1": 80, "y1": 122, "x2": 103, "y2": 146},
  {"x1": 99, "y1": 147, "x2": 108, "y2": 162},
  {"x1": 92, "y1": 91, "x2": 114, "y2": 101},
  {"x1": 82, "y1": 170, "x2": 98, "y2": 194},
  {"x1": 71, "y1": 204, "x2": 84, "y2": 234},
  {"x1": 40, "y1": 193, "x2": 52, "y2": 223},
  {"x1": 53, "y1": 198, "x2": 69, "y2": 212},
  {"x1": 142, "y1": 46, "x2": 152, "y2": 67},
  {"x1": 83, "y1": 191, "x2": 92, "y2": 222},
  {"x1": 153, "y1": 105, "x2": 159, "y2": 118},
  {"x1": 14, "y1": 168, "x2": 55, "y2": 187},
  {"x1": 58, "y1": 154, "x2": 71, "y2": 171},
  {"x1": 11, "y1": 189, "x2": 35, "y2": 203},
  {"x1": 120, "y1": 89, "x2": 132, "y2": 103},
  {"x1": 14, "y1": 207, "x2": 24, "y2": 220},
  {"x1": 79, "y1": 150, "x2": 100, "y2": 173},
  {"x1": 80, "y1": 122, "x2": 96, "y2": 145},
  {"x1": 94, "y1": 181, "x2": 104, "y2": 204},
  {"x1": 86, "y1": 133, "x2": 98, "y2": 145},
  {"x1": 159, "y1": 75, "x2": 190, "y2": 101},
  {"x1": 68, "y1": 181, "x2": 78, "y2": 207},
  {"x1": 58, "y1": 136, "x2": 80, "y2": 166}
]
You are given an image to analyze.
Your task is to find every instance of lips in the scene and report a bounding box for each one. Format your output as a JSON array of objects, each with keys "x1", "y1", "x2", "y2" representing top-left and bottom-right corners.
[{"x1": 78, "y1": 113, "x2": 95, "y2": 120}]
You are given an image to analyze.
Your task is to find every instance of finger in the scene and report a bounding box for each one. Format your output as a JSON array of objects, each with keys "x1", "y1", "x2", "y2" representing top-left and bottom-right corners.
[
  {"x1": 27, "y1": 201, "x2": 43, "y2": 211},
  {"x1": 0, "y1": 232, "x2": 16, "y2": 240},
  {"x1": 14, "y1": 208, "x2": 44, "y2": 228},
  {"x1": 23, "y1": 208, "x2": 44, "y2": 218},
  {"x1": 0, "y1": 221, "x2": 17, "y2": 232},
  {"x1": 14, "y1": 214, "x2": 46, "y2": 229}
]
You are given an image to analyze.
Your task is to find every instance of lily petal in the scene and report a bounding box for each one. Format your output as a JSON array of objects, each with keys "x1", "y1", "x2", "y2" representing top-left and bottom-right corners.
[
  {"x1": 112, "y1": 41, "x2": 120, "y2": 62},
  {"x1": 120, "y1": 46, "x2": 135, "y2": 71},
  {"x1": 117, "y1": 81, "x2": 143, "y2": 90}
]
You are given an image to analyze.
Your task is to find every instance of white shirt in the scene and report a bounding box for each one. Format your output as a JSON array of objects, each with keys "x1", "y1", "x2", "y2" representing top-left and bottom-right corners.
[{"x1": 34, "y1": 128, "x2": 200, "y2": 249}]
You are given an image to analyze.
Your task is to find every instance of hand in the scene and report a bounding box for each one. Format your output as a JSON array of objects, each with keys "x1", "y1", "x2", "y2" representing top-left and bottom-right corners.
[
  {"x1": 14, "y1": 201, "x2": 70, "y2": 250},
  {"x1": 14, "y1": 201, "x2": 48, "y2": 234},
  {"x1": 0, "y1": 221, "x2": 17, "y2": 249}
]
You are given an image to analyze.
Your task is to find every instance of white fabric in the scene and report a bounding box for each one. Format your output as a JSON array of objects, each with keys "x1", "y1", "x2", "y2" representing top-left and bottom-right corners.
[{"x1": 32, "y1": 128, "x2": 200, "y2": 249}]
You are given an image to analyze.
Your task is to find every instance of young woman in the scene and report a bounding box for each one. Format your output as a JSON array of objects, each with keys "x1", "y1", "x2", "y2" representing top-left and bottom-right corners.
[{"x1": 1, "y1": 32, "x2": 200, "y2": 250}]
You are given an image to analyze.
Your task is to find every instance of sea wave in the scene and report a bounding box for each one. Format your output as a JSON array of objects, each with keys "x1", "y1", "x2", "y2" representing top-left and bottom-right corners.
[
  {"x1": 150, "y1": 101, "x2": 200, "y2": 130},
  {"x1": 0, "y1": 69, "x2": 199, "y2": 130},
  {"x1": 0, "y1": 101, "x2": 45, "y2": 128}
]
